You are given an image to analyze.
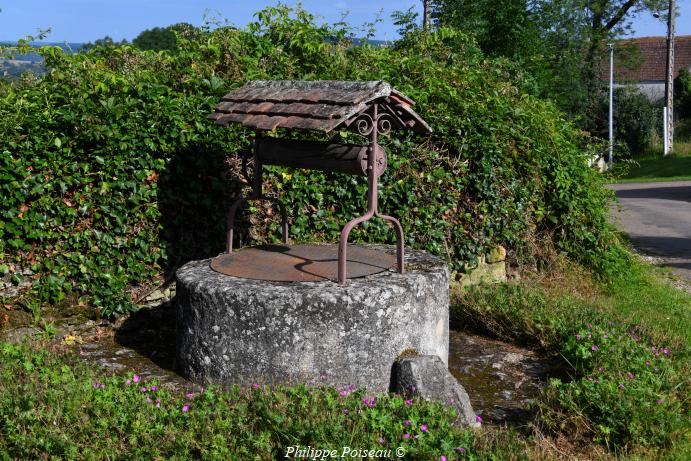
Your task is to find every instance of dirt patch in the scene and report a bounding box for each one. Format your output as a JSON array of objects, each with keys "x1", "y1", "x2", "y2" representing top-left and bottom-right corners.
[{"x1": 449, "y1": 330, "x2": 557, "y2": 429}]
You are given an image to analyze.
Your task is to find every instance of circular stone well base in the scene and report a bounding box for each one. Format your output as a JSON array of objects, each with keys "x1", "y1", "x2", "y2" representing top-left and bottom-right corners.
[{"x1": 175, "y1": 246, "x2": 449, "y2": 390}]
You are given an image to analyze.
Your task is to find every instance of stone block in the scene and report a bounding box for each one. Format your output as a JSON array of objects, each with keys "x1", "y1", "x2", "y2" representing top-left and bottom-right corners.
[
  {"x1": 485, "y1": 245, "x2": 506, "y2": 263},
  {"x1": 391, "y1": 355, "x2": 478, "y2": 427},
  {"x1": 452, "y1": 260, "x2": 506, "y2": 289}
]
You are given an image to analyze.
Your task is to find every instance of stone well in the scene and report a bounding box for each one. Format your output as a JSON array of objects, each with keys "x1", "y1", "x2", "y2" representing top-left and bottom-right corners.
[{"x1": 175, "y1": 246, "x2": 449, "y2": 389}]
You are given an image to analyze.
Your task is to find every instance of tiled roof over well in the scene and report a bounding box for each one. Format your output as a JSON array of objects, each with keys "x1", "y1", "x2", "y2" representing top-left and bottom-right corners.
[{"x1": 208, "y1": 80, "x2": 432, "y2": 134}]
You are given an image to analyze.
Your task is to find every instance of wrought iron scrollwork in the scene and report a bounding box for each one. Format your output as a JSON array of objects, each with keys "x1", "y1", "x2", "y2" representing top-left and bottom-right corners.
[
  {"x1": 376, "y1": 112, "x2": 393, "y2": 135},
  {"x1": 351, "y1": 110, "x2": 396, "y2": 136},
  {"x1": 354, "y1": 113, "x2": 374, "y2": 136}
]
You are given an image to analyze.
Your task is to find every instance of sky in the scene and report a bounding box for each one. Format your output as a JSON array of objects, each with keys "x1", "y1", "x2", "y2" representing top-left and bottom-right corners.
[{"x1": 0, "y1": 0, "x2": 689, "y2": 43}]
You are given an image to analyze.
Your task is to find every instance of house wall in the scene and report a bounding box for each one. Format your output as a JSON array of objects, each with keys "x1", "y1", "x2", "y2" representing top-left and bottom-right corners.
[{"x1": 614, "y1": 81, "x2": 664, "y2": 102}]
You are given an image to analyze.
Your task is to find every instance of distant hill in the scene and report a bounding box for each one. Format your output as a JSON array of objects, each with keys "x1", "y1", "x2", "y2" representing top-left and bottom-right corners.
[{"x1": 0, "y1": 42, "x2": 85, "y2": 79}]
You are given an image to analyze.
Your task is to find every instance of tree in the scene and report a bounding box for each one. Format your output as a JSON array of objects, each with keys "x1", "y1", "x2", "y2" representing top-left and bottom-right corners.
[
  {"x1": 391, "y1": 6, "x2": 419, "y2": 36},
  {"x1": 429, "y1": 1, "x2": 542, "y2": 59},
  {"x1": 132, "y1": 27, "x2": 177, "y2": 51},
  {"x1": 430, "y1": 0, "x2": 667, "y2": 119},
  {"x1": 534, "y1": 1, "x2": 665, "y2": 81},
  {"x1": 531, "y1": 1, "x2": 668, "y2": 121},
  {"x1": 167, "y1": 22, "x2": 201, "y2": 40},
  {"x1": 81, "y1": 36, "x2": 128, "y2": 51}
]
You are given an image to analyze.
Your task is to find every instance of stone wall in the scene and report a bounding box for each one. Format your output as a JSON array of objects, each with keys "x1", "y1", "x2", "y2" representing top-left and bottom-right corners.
[{"x1": 451, "y1": 245, "x2": 507, "y2": 289}]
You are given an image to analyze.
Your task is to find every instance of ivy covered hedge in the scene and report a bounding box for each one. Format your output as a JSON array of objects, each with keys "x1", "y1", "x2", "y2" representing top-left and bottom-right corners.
[{"x1": 0, "y1": 6, "x2": 616, "y2": 317}]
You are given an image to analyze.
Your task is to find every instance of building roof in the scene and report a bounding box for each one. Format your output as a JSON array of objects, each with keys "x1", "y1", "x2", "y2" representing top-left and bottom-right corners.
[
  {"x1": 208, "y1": 80, "x2": 432, "y2": 134},
  {"x1": 612, "y1": 35, "x2": 691, "y2": 82}
]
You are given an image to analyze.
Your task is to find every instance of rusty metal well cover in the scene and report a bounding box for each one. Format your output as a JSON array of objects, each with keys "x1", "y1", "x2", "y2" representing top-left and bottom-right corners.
[{"x1": 210, "y1": 244, "x2": 395, "y2": 282}]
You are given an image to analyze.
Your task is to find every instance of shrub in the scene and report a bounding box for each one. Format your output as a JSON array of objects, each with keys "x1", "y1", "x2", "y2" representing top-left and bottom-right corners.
[
  {"x1": 586, "y1": 86, "x2": 659, "y2": 157},
  {"x1": 0, "y1": 6, "x2": 617, "y2": 316},
  {"x1": 675, "y1": 68, "x2": 691, "y2": 119}
]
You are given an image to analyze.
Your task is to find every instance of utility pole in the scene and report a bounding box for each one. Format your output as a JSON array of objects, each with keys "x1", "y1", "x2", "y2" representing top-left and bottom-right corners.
[
  {"x1": 423, "y1": 0, "x2": 431, "y2": 31},
  {"x1": 609, "y1": 43, "x2": 614, "y2": 166},
  {"x1": 664, "y1": 0, "x2": 675, "y2": 155}
]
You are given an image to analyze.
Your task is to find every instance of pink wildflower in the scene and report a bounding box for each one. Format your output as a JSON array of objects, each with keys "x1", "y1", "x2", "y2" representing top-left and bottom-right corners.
[
  {"x1": 476, "y1": 415, "x2": 483, "y2": 424},
  {"x1": 405, "y1": 420, "x2": 411, "y2": 426},
  {"x1": 403, "y1": 434, "x2": 410, "y2": 439},
  {"x1": 421, "y1": 424, "x2": 428, "y2": 433},
  {"x1": 405, "y1": 399, "x2": 413, "y2": 406},
  {"x1": 362, "y1": 396, "x2": 376, "y2": 408},
  {"x1": 133, "y1": 375, "x2": 140, "y2": 383},
  {"x1": 182, "y1": 405, "x2": 189, "y2": 413}
]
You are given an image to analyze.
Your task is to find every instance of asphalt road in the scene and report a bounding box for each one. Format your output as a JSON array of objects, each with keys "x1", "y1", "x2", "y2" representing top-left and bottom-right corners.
[{"x1": 608, "y1": 181, "x2": 691, "y2": 281}]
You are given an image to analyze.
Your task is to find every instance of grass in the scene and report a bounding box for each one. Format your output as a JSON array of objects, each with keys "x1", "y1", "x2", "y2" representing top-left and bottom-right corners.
[
  {"x1": 617, "y1": 119, "x2": 691, "y2": 183},
  {"x1": 0, "y1": 341, "x2": 533, "y2": 461},
  {"x1": 604, "y1": 263, "x2": 691, "y2": 345},
  {"x1": 616, "y1": 151, "x2": 691, "y2": 183}
]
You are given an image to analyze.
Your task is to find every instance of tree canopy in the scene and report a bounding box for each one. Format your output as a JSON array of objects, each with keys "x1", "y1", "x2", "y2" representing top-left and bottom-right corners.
[
  {"x1": 132, "y1": 26, "x2": 177, "y2": 51},
  {"x1": 422, "y1": 0, "x2": 668, "y2": 125}
]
